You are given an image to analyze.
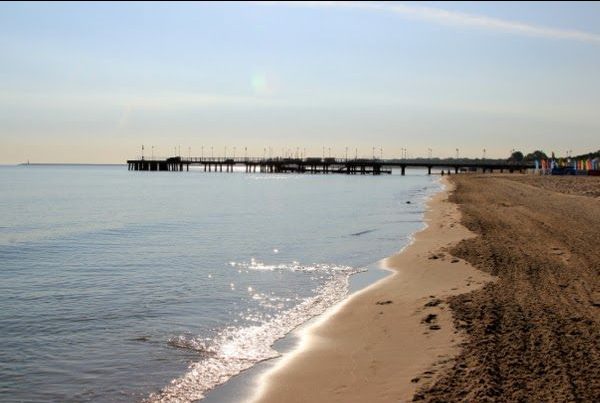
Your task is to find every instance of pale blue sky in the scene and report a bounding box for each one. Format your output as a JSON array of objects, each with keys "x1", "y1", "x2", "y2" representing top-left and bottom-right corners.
[{"x1": 1, "y1": 1, "x2": 599, "y2": 163}]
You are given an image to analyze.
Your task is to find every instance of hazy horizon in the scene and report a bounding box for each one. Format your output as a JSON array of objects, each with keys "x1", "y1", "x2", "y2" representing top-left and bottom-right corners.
[{"x1": 1, "y1": 1, "x2": 599, "y2": 164}]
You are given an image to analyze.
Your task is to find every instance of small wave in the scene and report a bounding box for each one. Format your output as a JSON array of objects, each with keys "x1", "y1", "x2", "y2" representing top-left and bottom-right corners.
[
  {"x1": 231, "y1": 259, "x2": 354, "y2": 274},
  {"x1": 350, "y1": 229, "x2": 375, "y2": 236},
  {"x1": 145, "y1": 263, "x2": 362, "y2": 402},
  {"x1": 167, "y1": 335, "x2": 211, "y2": 354},
  {"x1": 248, "y1": 175, "x2": 295, "y2": 181}
]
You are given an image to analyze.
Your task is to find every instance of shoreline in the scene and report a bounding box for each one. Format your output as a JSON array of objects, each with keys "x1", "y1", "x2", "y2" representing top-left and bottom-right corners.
[
  {"x1": 202, "y1": 177, "x2": 439, "y2": 403},
  {"x1": 250, "y1": 177, "x2": 495, "y2": 403}
]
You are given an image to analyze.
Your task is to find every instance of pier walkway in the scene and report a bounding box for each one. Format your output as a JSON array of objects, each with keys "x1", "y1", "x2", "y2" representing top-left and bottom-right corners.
[{"x1": 127, "y1": 157, "x2": 532, "y2": 175}]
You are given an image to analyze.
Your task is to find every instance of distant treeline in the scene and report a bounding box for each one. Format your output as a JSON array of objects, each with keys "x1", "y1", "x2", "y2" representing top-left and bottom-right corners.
[
  {"x1": 509, "y1": 150, "x2": 600, "y2": 162},
  {"x1": 509, "y1": 150, "x2": 546, "y2": 162},
  {"x1": 572, "y1": 150, "x2": 600, "y2": 160}
]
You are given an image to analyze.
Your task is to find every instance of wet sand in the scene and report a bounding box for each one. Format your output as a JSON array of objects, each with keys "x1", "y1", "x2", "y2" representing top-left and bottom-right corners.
[
  {"x1": 417, "y1": 175, "x2": 600, "y2": 401},
  {"x1": 252, "y1": 178, "x2": 494, "y2": 402}
]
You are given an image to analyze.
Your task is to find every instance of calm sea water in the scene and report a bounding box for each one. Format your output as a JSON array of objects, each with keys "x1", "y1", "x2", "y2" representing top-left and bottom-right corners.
[{"x1": 0, "y1": 165, "x2": 439, "y2": 402}]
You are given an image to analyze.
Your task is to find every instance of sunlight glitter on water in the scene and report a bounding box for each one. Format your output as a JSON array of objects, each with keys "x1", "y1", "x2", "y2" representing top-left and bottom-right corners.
[{"x1": 148, "y1": 262, "x2": 362, "y2": 402}]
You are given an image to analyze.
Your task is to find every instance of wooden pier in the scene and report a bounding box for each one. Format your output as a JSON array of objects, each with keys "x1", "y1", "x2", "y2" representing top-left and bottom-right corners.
[{"x1": 127, "y1": 156, "x2": 533, "y2": 175}]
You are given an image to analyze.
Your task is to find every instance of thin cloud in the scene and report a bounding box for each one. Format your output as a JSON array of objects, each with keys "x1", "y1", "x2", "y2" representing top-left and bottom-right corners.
[
  {"x1": 256, "y1": 1, "x2": 600, "y2": 44},
  {"x1": 0, "y1": 91, "x2": 281, "y2": 110}
]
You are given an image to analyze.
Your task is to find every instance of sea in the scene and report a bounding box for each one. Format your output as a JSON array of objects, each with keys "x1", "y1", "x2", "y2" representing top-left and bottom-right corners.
[{"x1": 0, "y1": 164, "x2": 440, "y2": 402}]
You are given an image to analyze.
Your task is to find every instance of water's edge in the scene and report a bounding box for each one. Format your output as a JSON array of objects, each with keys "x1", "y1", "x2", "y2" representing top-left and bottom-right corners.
[
  {"x1": 200, "y1": 262, "x2": 388, "y2": 403},
  {"x1": 200, "y1": 179, "x2": 443, "y2": 403}
]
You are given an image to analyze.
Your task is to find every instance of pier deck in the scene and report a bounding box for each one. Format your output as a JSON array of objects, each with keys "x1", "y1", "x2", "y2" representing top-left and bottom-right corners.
[{"x1": 127, "y1": 157, "x2": 532, "y2": 175}]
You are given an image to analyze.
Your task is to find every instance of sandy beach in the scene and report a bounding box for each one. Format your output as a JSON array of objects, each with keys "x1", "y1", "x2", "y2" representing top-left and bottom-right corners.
[
  {"x1": 252, "y1": 177, "x2": 495, "y2": 402},
  {"x1": 417, "y1": 174, "x2": 600, "y2": 401},
  {"x1": 253, "y1": 174, "x2": 600, "y2": 402}
]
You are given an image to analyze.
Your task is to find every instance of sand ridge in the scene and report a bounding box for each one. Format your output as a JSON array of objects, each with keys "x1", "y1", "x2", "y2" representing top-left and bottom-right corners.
[{"x1": 251, "y1": 177, "x2": 495, "y2": 403}]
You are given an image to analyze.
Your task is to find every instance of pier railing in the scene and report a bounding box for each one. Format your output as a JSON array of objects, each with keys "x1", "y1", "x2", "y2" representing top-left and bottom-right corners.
[{"x1": 127, "y1": 156, "x2": 534, "y2": 175}]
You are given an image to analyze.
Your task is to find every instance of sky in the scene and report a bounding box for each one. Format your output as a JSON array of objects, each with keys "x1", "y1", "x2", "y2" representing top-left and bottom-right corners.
[{"x1": 1, "y1": 1, "x2": 599, "y2": 163}]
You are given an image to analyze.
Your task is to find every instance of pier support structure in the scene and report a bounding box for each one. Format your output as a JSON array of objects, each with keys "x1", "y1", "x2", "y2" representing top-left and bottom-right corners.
[{"x1": 127, "y1": 157, "x2": 532, "y2": 176}]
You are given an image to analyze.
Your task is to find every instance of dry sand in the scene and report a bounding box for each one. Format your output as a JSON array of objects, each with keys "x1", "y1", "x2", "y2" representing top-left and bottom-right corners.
[
  {"x1": 417, "y1": 175, "x2": 600, "y2": 402},
  {"x1": 252, "y1": 178, "x2": 494, "y2": 403},
  {"x1": 502, "y1": 174, "x2": 600, "y2": 198}
]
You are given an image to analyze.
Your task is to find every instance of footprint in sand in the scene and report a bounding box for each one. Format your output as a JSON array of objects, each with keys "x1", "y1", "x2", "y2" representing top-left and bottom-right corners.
[
  {"x1": 422, "y1": 313, "x2": 442, "y2": 331},
  {"x1": 425, "y1": 298, "x2": 442, "y2": 307},
  {"x1": 422, "y1": 314, "x2": 437, "y2": 324}
]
